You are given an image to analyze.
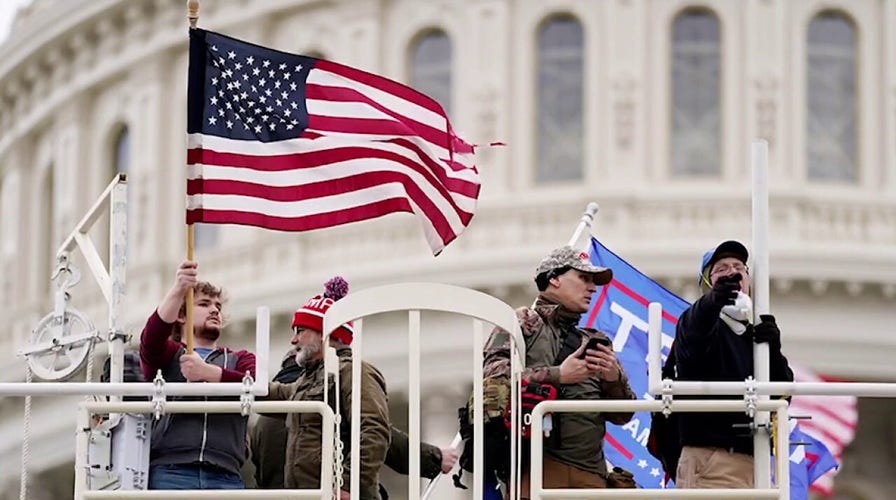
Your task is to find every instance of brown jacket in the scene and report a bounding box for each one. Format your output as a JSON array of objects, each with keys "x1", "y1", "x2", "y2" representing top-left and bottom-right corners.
[
  {"x1": 268, "y1": 347, "x2": 390, "y2": 499},
  {"x1": 483, "y1": 297, "x2": 636, "y2": 475}
]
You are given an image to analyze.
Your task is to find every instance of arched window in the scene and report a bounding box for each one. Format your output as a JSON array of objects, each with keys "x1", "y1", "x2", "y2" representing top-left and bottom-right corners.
[
  {"x1": 536, "y1": 15, "x2": 584, "y2": 183},
  {"x1": 807, "y1": 12, "x2": 857, "y2": 182},
  {"x1": 410, "y1": 30, "x2": 452, "y2": 114},
  {"x1": 671, "y1": 9, "x2": 721, "y2": 177},
  {"x1": 113, "y1": 126, "x2": 130, "y2": 175}
]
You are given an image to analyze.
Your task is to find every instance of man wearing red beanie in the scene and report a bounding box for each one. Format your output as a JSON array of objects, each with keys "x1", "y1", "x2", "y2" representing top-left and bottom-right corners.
[{"x1": 267, "y1": 277, "x2": 390, "y2": 500}]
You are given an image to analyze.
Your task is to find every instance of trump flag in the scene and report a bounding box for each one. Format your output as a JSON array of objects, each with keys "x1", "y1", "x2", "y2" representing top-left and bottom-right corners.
[{"x1": 581, "y1": 237, "x2": 842, "y2": 496}]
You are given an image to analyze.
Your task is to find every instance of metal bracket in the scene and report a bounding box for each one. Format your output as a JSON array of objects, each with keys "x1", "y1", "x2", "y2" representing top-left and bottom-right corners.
[
  {"x1": 661, "y1": 377, "x2": 674, "y2": 417},
  {"x1": 151, "y1": 371, "x2": 166, "y2": 420},
  {"x1": 743, "y1": 376, "x2": 758, "y2": 418},
  {"x1": 107, "y1": 328, "x2": 130, "y2": 344},
  {"x1": 240, "y1": 371, "x2": 255, "y2": 416}
]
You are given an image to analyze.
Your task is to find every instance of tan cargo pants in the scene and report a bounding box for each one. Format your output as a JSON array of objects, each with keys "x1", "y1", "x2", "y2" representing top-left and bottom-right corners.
[
  {"x1": 676, "y1": 445, "x2": 755, "y2": 489},
  {"x1": 520, "y1": 455, "x2": 607, "y2": 500}
]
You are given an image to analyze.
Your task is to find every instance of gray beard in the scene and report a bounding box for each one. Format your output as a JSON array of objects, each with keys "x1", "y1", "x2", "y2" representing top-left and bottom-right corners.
[{"x1": 294, "y1": 341, "x2": 322, "y2": 367}]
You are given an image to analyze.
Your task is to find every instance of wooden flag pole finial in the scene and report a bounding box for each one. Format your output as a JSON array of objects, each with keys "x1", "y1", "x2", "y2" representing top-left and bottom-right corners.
[{"x1": 187, "y1": 0, "x2": 200, "y2": 29}]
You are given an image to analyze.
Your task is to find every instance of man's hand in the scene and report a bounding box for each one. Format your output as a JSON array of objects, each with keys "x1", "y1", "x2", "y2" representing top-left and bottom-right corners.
[
  {"x1": 179, "y1": 353, "x2": 223, "y2": 382},
  {"x1": 439, "y1": 446, "x2": 459, "y2": 473},
  {"x1": 753, "y1": 314, "x2": 782, "y2": 352},
  {"x1": 174, "y1": 260, "x2": 199, "y2": 294},
  {"x1": 592, "y1": 344, "x2": 621, "y2": 382},
  {"x1": 338, "y1": 490, "x2": 350, "y2": 500},
  {"x1": 709, "y1": 273, "x2": 741, "y2": 307},
  {"x1": 559, "y1": 340, "x2": 601, "y2": 384}
]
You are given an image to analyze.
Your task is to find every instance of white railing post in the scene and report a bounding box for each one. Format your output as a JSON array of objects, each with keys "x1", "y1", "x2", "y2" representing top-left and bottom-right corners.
[{"x1": 752, "y1": 139, "x2": 772, "y2": 490}]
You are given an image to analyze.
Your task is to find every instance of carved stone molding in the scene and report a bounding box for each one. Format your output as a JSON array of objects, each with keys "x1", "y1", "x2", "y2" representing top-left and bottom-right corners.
[
  {"x1": 612, "y1": 75, "x2": 637, "y2": 150},
  {"x1": 753, "y1": 76, "x2": 778, "y2": 149}
]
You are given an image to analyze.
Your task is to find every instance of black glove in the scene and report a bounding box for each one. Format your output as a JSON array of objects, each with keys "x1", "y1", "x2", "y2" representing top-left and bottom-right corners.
[
  {"x1": 708, "y1": 273, "x2": 741, "y2": 307},
  {"x1": 753, "y1": 314, "x2": 782, "y2": 352}
]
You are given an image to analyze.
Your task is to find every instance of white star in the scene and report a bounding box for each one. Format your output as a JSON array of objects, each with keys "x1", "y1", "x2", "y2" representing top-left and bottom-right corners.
[
  {"x1": 252, "y1": 67, "x2": 261, "y2": 76},
  {"x1": 294, "y1": 64, "x2": 303, "y2": 72},
  {"x1": 281, "y1": 91, "x2": 288, "y2": 99},
  {"x1": 254, "y1": 125, "x2": 262, "y2": 133},
  {"x1": 262, "y1": 59, "x2": 270, "y2": 68},
  {"x1": 290, "y1": 82, "x2": 297, "y2": 91},
  {"x1": 254, "y1": 108, "x2": 262, "y2": 115},
  {"x1": 224, "y1": 69, "x2": 233, "y2": 78},
  {"x1": 637, "y1": 459, "x2": 648, "y2": 469},
  {"x1": 226, "y1": 120, "x2": 233, "y2": 129},
  {"x1": 211, "y1": 45, "x2": 218, "y2": 52},
  {"x1": 286, "y1": 123, "x2": 295, "y2": 130},
  {"x1": 234, "y1": 62, "x2": 242, "y2": 70},
  {"x1": 226, "y1": 82, "x2": 234, "y2": 90},
  {"x1": 208, "y1": 116, "x2": 217, "y2": 125},
  {"x1": 650, "y1": 467, "x2": 660, "y2": 477},
  {"x1": 233, "y1": 81, "x2": 241, "y2": 89},
  {"x1": 261, "y1": 114, "x2": 269, "y2": 122},
  {"x1": 283, "y1": 72, "x2": 291, "y2": 80},
  {"x1": 268, "y1": 69, "x2": 276, "y2": 78},
  {"x1": 240, "y1": 92, "x2": 248, "y2": 100},
  {"x1": 278, "y1": 63, "x2": 287, "y2": 70},
  {"x1": 284, "y1": 109, "x2": 291, "y2": 117},
  {"x1": 259, "y1": 78, "x2": 267, "y2": 86},
  {"x1": 247, "y1": 101, "x2": 255, "y2": 108},
  {"x1": 266, "y1": 106, "x2": 273, "y2": 112},
  {"x1": 242, "y1": 73, "x2": 249, "y2": 81},
  {"x1": 211, "y1": 77, "x2": 218, "y2": 85},
  {"x1": 246, "y1": 117, "x2": 255, "y2": 124},
  {"x1": 274, "y1": 80, "x2": 281, "y2": 89},
  {"x1": 265, "y1": 89, "x2": 273, "y2": 97},
  {"x1": 259, "y1": 96, "x2": 267, "y2": 104},
  {"x1": 227, "y1": 50, "x2": 236, "y2": 59},
  {"x1": 290, "y1": 101, "x2": 298, "y2": 109},
  {"x1": 275, "y1": 99, "x2": 282, "y2": 106},
  {"x1": 225, "y1": 102, "x2": 232, "y2": 110},
  {"x1": 269, "y1": 122, "x2": 276, "y2": 131},
  {"x1": 210, "y1": 96, "x2": 218, "y2": 106},
  {"x1": 246, "y1": 56, "x2": 254, "y2": 65},
  {"x1": 217, "y1": 108, "x2": 225, "y2": 117}
]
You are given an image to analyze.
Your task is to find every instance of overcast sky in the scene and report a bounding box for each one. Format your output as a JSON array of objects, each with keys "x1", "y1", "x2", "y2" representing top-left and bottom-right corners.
[{"x1": 0, "y1": 0, "x2": 33, "y2": 45}]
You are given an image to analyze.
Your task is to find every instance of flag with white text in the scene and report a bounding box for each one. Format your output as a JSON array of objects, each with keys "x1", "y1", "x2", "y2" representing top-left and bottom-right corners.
[
  {"x1": 186, "y1": 29, "x2": 480, "y2": 255},
  {"x1": 582, "y1": 237, "x2": 851, "y2": 496}
]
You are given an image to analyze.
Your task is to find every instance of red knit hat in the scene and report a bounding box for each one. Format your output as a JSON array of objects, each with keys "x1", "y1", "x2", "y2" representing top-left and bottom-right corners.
[{"x1": 292, "y1": 276, "x2": 353, "y2": 344}]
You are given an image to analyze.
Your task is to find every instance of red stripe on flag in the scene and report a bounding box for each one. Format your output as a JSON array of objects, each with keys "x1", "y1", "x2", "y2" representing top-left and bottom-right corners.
[
  {"x1": 315, "y1": 59, "x2": 445, "y2": 116},
  {"x1": 605, "y1": 432, "x2": 634, "y2": 460},
  {"x1": 187, "y1": 146, "x2": 480, "y2": 202},
  {"x1": 187, "y1": 197, "x2": 416, "y2": 233},
  {"x1": 306, "y1": 83, "x2": 451, "y2": 149}
]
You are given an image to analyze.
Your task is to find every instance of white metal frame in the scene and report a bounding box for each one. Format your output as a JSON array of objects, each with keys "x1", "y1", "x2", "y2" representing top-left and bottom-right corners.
[
  {"x1": 529, "y1": 399, "x2": 791, "y2": 499},
  {"x1": 321, "y1": 283, "x2": 527, "y2": 500},
  {"x1": 74, "y1": 401, "x2": 334, "y2": 500}
]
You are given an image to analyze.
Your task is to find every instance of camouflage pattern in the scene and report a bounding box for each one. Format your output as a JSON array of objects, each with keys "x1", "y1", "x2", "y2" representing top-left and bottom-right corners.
[
  {"x1": 535, "y1": 245, "x2": 613, "y2": 285},
  {"x1": 481, "y1": 296, "x2": 636, "y2": 475}
]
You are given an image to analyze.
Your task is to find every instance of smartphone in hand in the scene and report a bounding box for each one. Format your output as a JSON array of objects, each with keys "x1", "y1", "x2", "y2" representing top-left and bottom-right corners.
[{"x1": 578, "y1": 336, "x2": 612, "y2": 359}]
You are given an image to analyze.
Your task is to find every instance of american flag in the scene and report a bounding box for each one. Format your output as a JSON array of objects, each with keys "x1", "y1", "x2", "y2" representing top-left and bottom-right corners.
[
  {"x1": 790, "y1": 366, "x2": 858, "y2": 496},
  {"x1": 186, "y1": 29, "x2": 480, "y2": 255}
]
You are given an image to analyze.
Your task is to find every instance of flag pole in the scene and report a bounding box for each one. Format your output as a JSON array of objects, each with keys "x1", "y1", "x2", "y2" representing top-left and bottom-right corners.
[{"x1": 184, "y1": 0, "x2": 200, "y2": 354}]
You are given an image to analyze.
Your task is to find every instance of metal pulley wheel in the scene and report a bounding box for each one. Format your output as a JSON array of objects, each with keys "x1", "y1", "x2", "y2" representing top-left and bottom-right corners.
[{"x1": 21, "y1": 307, "x2": 98, "y2": 381}]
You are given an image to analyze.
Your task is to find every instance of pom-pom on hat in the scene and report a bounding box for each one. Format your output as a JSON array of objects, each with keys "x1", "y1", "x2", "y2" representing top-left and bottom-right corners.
[{"x1": 291, "y1": 276, "x2": 354, "y2": 345}]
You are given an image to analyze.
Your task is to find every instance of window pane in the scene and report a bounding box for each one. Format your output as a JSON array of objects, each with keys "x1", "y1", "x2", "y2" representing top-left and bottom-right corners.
[
  {"x1": 807, "y1": 13, "x2": 857, "y2": 182},
  {"x1": 671, "y1": 10, "x2": 721, "y2": 177},
  {"x1": 411, "y1": 31, "x2": 452, "y2": 114},
  {"x1": 537, "y1": 16, "x2": 584, "y2": 183}
]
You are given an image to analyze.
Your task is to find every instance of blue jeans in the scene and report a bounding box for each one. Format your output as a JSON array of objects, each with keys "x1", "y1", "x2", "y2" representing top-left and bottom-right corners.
[{"x1": 148, "y1": 463, "x2": 245, "y2": 490}]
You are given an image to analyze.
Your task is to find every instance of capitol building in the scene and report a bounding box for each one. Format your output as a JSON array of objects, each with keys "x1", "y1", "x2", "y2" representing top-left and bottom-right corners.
[{"x1": 0, "y1": 0, "x2": 894, "y2": 499}]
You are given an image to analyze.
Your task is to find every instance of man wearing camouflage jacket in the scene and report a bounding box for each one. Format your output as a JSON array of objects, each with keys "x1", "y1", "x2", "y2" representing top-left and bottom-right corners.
[{"x1": 483, "y1": 245, "x2": 636, "y2": 498}]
